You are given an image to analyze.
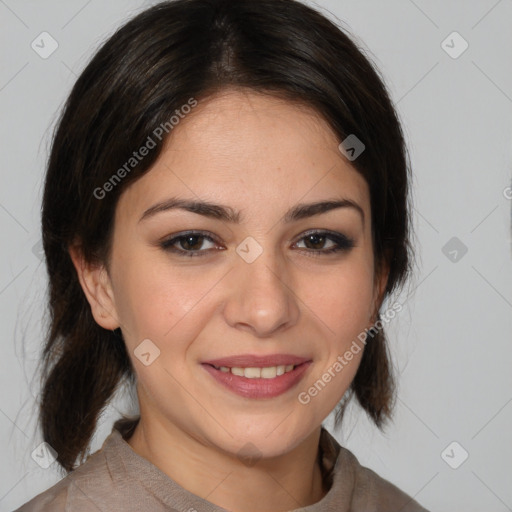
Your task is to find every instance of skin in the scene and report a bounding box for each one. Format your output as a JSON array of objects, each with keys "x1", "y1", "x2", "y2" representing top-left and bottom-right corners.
[{"x1": 71, "y1": 89, "x2": 388, "y2": 512}]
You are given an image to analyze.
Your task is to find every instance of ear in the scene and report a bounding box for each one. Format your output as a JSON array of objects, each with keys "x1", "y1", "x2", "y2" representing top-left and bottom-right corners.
[
  {"x1": 68, "y1": 244, "x2": 120, "y2": 330},
  {"x1": 370, "y1": 258, "x2": 390, "y2": 323}
]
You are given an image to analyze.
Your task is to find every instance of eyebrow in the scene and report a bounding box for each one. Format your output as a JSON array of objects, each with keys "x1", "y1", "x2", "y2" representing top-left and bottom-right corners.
[{"x1": 139, "y1": 197, "x2": 365, "y2": 226}]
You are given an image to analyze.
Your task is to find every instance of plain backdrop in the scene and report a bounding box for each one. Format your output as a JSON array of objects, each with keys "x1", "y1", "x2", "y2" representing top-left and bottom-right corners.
[{"x1": 1, "y1": 1, "x2": 511, "y2": 511}]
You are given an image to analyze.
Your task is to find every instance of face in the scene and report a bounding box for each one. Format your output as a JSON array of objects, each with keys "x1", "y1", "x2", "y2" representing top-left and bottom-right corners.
[{"x1": 80, "y1": 89, "x2": 387, "y2": 458}]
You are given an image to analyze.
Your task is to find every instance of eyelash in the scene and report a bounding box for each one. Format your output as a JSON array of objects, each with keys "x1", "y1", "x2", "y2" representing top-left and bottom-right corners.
[{"x1": 159, "y1": 230, "x2": 355, "y2": 258}]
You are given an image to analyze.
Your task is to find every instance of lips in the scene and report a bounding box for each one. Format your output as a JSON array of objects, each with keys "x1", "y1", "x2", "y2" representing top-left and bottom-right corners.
[{"x1": 201, "y1": 354, "x2": 312, "y2": 399}]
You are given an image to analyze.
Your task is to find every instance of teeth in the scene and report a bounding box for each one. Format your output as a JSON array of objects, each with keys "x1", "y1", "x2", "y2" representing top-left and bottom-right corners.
[
  {"x1": 217, "y1": 364, "x2": 297, "y2": 379},
  {"x1": 244, "y1": 367, "x2": 261, "y2": 378},
  {"x1": 260, "y1": 367, "x2": 276, "y2": 379}
]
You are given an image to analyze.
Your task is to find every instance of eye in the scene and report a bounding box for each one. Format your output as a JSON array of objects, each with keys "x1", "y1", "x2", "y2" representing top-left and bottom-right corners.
[
  {"x1": 293, "y1": 230, "x2": 355, "y2": 256},
  {"x1": 160, "y1": 231, "x2": 221, "y2": 257}
]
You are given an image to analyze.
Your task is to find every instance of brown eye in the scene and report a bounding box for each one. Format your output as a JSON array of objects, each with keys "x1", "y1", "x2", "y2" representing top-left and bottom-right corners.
[
  {"x1": 302, "y1": 233, "x2": 330, "y2": 250},
  {"x1": 160, "y1": 231, "x2": 220, "y2": 257},
  {"x1": 294, "y1": 230, "x2": 355, "y2": 255},
  {"x1": 177, "y1": 234, "x2": 207, "y2": 251}
]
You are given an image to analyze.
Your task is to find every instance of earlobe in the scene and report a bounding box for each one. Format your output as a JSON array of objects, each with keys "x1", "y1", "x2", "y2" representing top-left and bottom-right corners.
[{"x1": 68, "y1": 245, "x2": 120, "y2": 330}]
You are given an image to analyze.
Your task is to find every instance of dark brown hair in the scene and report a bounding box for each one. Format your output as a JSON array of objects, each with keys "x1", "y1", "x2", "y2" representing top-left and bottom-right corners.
[{"x1": 40, "y1": 0, "x2": 412, "y2": 472}]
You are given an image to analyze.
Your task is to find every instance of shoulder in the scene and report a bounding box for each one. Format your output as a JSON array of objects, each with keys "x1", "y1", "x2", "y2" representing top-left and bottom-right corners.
[
  {"x1": 319, "y1": 426, "x2": 429, "y2": 512},
  {"x1": 12, "y1": 477, "x2": 70, "y2": 512},
  {"x1": 13, "y1": 434, "x2": 119, "y2": 512},
  {"x1": 339, "y1": 446, "x2": 430, "y2": 512},
  {"x1": 358, "y1": 463, "x2": 430, "y2": 512}
]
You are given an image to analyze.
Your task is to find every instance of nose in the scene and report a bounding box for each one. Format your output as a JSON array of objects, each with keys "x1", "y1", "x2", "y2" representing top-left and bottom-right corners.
[{"x1": 223, "y1": 245, "x2": 300, "y2": 338}]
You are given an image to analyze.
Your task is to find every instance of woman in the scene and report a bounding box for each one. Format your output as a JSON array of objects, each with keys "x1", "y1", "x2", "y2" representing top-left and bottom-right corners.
[{"x1": 16, "y1": 0, "x2": 428, "y2": 510}]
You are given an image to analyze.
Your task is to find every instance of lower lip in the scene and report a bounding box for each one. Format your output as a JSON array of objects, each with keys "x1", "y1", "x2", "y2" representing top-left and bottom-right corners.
[{"x1": 201, "y1": 362, "x2": 312, "y2": 399}]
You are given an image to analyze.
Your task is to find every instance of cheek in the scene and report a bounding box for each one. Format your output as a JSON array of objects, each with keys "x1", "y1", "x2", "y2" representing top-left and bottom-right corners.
[
  {"x1": 299, "y1": 261, "x2": 374, "y2": 337},
  {"x1": 111, "y1": 255, "x2": 219, "y2": 349}
]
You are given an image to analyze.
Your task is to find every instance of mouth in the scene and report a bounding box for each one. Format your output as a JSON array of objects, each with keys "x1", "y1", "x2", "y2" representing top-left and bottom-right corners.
[{"x1": 201, "y1": 354, "x2": 312, "y2": 399}]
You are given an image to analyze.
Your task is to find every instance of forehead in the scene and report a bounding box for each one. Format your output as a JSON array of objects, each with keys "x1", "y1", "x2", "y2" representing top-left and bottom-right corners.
[{"x1": 117, "y1": 89, "x2": 370, "y2": 223}]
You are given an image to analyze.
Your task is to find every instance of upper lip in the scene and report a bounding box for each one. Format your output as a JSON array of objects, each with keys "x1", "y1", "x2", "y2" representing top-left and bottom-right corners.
[{"x1": 202, "y1": 354, "x2": 311, "y2": 368}]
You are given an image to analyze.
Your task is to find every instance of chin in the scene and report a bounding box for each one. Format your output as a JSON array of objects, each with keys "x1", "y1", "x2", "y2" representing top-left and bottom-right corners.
[{"x1": 204, "y1": 415, "x2": 317, "y2": 461}]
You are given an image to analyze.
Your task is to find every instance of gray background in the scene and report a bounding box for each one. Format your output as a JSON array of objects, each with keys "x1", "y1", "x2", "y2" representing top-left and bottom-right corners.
[{"x1": 1, "y1": 0, "x2": 511, "y2": 510}]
